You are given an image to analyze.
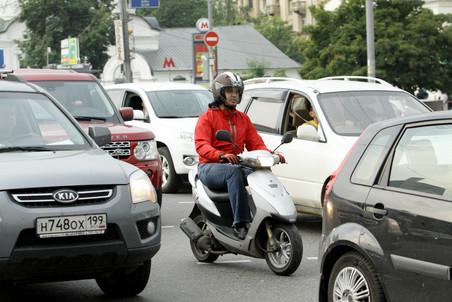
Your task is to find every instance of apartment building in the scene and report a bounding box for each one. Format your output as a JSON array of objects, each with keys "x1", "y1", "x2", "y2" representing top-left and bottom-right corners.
[{"x1": 236, "y1": 0, "x2": 336, "y2": 32}]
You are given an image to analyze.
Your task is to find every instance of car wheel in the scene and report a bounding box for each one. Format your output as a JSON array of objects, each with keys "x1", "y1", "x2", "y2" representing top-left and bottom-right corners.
[
  {"x1": 264, "y1": 223, "x2": 303, "y2": 276},
  {"x1": 158, "y1": 146, "x2": 181, "y2": 193},
  {"x1": 190, "y1": 214, "x2": 219, "y2": 263},
  {"x1": 328, "y1": 252, "x2": 385, "y2": 302},
  {"x1": 96, "y1": 260, "x2": 151, "y2": 297}
]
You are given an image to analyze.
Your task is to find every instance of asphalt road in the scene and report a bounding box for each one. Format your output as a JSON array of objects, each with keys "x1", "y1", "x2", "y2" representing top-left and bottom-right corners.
[{"x1": 0, "y1": 193, "x2": 323, "y2": 302}]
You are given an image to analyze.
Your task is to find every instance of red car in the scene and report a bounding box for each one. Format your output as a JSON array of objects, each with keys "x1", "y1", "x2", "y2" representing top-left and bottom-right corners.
[{"x1": 13, "y1": 69, "x2": 163, "y2": 205}]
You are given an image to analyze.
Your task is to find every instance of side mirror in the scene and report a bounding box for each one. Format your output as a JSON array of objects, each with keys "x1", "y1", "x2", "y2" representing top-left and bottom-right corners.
[
  {"x1": 281, "y1": 132, "x2": 293, "y2": 144},
  {"x1": 120, "y1": 107, "x2": 134, "y2": 121},
  {"x1": 215, "y1": 130, "x2": 232, "y2": 143},
  {"x1": 88, "y1": 126, "x2": 111, "y2": 147},
  {"x1": 133, "y1": 110, "x2": 146, "y2": 121},
  {"x1": 297, "y1": 124, "x2": 320, "y2": 141}
]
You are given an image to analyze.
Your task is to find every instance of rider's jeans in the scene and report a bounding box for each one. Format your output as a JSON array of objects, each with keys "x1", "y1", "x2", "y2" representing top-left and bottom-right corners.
[{"x1": 198, "y1": 163, "x2": 252, "y2": 226}]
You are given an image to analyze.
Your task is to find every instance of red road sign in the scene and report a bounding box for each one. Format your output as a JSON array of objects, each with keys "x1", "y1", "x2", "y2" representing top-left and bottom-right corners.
[{"x1": 204, "y1": 31, "x2": 219, "y2": 47}]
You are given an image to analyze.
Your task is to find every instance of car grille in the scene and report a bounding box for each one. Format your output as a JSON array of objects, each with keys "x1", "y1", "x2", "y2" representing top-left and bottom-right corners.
[
  {"x1": 9, "y1": 185, "x2": 115, "y2": 207},
  {"x1": 101, "y1": 141, "x2": 131, "y2": 159}
]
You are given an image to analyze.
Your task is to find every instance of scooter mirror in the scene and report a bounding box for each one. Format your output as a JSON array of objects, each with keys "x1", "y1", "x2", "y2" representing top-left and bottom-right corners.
[
  {"x1": 281, "y1": 132, "x2": 293, "y2": 144},
  {"x1": 216, "y1": 130, "x2": 232, "y2": 143}
]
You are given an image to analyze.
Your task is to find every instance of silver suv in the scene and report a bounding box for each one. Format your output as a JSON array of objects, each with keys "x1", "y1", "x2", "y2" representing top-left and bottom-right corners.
[{"x1": 0, "y1": 76, "x2": 160, "y2": 297}]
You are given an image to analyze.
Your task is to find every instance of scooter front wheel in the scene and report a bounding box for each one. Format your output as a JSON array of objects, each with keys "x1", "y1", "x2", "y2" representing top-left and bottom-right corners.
[
  {"x1": 190, "y1": 214, "x2": 220, "y2": 263},
  {"x1": 265, "y1": 223, "x2": 303, "y2": 276}
]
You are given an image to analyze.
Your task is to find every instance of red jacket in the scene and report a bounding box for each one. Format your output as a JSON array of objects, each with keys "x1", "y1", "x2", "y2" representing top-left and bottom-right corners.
[{"x1": 195, "y1": 107, "x2": 269, "y2": 164}]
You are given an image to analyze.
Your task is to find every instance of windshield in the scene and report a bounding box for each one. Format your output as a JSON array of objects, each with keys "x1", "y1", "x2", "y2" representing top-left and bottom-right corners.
[
  {"x1": 32, "y1": 81, "x2": 119, "y2": 123},
  {"x1": 147, "y1": 90, "x2": 212, "y2": 118},
  {"x1": 0, "y1": 92, "x2": 90, "y2": 151},
  {"x1": 318, "y1": 91, "x2": 429, "y2": 136}
]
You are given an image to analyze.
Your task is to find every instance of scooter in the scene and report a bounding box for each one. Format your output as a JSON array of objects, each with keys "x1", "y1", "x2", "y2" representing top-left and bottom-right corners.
[{"x1": 180, "y1": 130, "x2": 302, "y2": 276}]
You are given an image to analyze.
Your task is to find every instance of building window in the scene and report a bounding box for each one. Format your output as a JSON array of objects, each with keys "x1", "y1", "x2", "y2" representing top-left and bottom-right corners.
[{"x1": 248, "y1": 0, "x2": 253, "y2": 8}]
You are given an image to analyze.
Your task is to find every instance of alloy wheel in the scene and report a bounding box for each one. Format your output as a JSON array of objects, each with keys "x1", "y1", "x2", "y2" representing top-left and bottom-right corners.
[{"x1": 333, "y1": 267, "x2": 370, "y2": 302}]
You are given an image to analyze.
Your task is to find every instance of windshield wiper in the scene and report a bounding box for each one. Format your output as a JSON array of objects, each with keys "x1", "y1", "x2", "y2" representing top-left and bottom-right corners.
[
  {"x1": 74, "y1": 116, "x2": 107, "y2": 121},
  {"x1": 0, "y1": 146, "x2": 54, "y2": 153}
]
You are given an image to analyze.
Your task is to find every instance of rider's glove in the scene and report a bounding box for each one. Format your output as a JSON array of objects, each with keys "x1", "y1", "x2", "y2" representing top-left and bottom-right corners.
[
  {"x1": 220, "y1": 153, "x2": 239, "y2": 164},
  {"x1": 275, "y1": 152, "x2": 286, "y2": 164}
]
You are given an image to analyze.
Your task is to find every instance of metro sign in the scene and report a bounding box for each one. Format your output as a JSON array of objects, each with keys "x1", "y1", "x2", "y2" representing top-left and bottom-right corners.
[
  {"x1": 204, "y1": 31, "x2": 219, "y2": 47},
  {"x1": 196, "y1": 18, "x2": 210, "y2": 33},
  {"x1": 163, "y1": 57, "x2": 175, "y2": 68}
]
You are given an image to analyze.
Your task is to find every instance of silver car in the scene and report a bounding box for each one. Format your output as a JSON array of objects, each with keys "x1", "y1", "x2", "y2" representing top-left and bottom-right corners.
[{"x1": 0, "y1": 78, "x2": 160, "y2": 297}]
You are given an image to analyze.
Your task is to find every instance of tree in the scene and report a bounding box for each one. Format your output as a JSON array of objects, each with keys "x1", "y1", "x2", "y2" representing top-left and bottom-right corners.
[
  {"x1": 137, "y1": 0, "x2": 207, "y2": 28},
  {"x1": 254, "y1": 16, "x2": 303, "y2": 64},
  {"x1": 18, "y1": 0, "x2": 115, "y2": 70},
  {"x1": 241, "y1": 59, "x2": 268, "y2": 80},
  {"x1": 213, "y1": 0, "x2": 251, "y2": 26},
  {"x1": 300, "y1": 0, "x2": 452, "y2": 94}
]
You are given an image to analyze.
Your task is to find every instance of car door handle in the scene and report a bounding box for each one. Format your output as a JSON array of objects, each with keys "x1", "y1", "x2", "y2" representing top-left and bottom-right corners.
[{"x1": 365, "y1": 206, "x2": 387, "y2": 216}]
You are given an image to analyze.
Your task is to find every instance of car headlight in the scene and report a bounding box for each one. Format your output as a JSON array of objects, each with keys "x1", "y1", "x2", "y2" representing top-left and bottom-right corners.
[
  {"x1": 179, "y1": 131, "x2": 194, "y2": 142},
  {"x1": 130, "y1": 170, "x2": 157, "y2": 204},
  {"x1": 134, "y1": 140, "x2": 158, "y2": 161}
]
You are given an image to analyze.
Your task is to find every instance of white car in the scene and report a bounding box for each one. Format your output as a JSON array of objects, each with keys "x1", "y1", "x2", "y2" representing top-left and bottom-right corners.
[
  {"x1": 105, "y1": 82, "x2": 213, "y2": 193},
  {"x1": 240, "y1": 76, "x2": 432, "y2": 215}
]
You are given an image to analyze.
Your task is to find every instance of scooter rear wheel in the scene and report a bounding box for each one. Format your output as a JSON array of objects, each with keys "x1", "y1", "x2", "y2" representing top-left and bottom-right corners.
[
  {"x1": 190, "y1": 214, "x2": 219, "y2": 263},
  {"x1": 265, "y1": 223, "x2": 303, "y2": 276}
]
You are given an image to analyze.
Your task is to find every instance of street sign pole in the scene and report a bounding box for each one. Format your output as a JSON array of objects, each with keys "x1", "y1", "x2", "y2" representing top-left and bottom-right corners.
[
  {"x1": 207, "y1": 0, "x2": 214, "y2": 87},
  {"x1": 120, "y1": 0, "x2": 133, "y2": 83}
]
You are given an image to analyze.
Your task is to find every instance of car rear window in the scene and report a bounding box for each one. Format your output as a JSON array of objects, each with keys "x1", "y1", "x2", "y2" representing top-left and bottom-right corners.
[
  {"x1": 32, "y1": 80, "x2": 119, "y2": 123},
  {"x1": 147, "y1": 90, "x2": 212, "y2": 118},
  {"x1": 318, "y1": 91, "x2": 429, "y2": 136}
]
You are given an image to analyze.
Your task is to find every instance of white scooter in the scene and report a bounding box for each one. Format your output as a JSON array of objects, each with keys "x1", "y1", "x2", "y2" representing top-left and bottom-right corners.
[{"x1": 180, "y1": 130, "x2": 302, "y2": 275}]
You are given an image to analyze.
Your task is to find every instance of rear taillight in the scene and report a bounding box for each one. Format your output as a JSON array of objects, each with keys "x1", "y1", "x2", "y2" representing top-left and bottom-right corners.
[{"x1": 322, "y1": 134, "x2": 363, "y2": 207}]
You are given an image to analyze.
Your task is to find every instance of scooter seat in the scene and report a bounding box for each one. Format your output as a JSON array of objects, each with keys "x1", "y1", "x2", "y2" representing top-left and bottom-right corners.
[{"x1": 203, "y1": 185, "x2": 230, "y2": 204}]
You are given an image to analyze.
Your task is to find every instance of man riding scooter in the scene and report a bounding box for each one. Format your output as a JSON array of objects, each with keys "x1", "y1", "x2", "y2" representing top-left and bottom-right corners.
[{"x1": 194, "y1": 72, "x2": 285, "y2": 240}]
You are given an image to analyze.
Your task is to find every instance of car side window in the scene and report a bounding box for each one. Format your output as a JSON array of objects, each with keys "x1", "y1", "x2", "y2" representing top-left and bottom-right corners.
[
  {"x1": 124, "y1": 92, "x2": 149, "y2": 123},
  {"x1": 352, "y1": 127, "x2": 399, "y2": 186},
  {"x1": 389, "y1": 124, "x2": 452, "y2": 198},
  {"x1": 106, "y1": 89, "x2": 125, "y2": 109},
  {"x1": 246, "y1": 96, "x2": 284, "y2": 133},
  {"x1": 237, "y1": 91, "x2": 252, "y2": 112}
]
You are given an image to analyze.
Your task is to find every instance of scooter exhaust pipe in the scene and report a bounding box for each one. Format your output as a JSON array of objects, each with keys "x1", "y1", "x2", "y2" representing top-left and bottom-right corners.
[{"x1": 180, "y1": 218, "x2": 203, "y2": 241}]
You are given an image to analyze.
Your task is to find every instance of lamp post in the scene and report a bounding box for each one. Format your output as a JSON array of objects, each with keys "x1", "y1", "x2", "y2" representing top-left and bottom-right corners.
[{"x1": 366, "y1": 0, "x2": 376, "y2": 78}]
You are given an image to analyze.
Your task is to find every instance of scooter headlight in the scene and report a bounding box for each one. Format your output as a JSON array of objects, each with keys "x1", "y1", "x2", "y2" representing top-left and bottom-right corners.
[{"x1": 257, "y1": 156, "x2": 274, "y2": 168}]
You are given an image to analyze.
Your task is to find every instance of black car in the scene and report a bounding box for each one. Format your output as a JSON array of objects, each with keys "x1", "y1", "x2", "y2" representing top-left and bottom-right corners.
[{"x1": 319, "y1": 111, "x2": 452, "y2": 302}]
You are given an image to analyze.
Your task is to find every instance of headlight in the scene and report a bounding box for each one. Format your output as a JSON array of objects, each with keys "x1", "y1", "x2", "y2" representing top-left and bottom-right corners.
[
  {"x1": 134, "y1": 140, "x2": 158, "y2": 161},
  {"x1": 257, "y1": 156, "x2": 275, "y2": 168},
  {"x1": 130, "y1": 170, "x2": 157, "y2": 204},
  {"x1": 179, "y1": 131, "x2": 194, "y2": 142}
]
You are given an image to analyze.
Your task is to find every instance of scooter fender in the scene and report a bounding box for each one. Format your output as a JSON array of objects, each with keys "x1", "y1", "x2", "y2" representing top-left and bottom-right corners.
[{"x1": 247, "y1": 170, "x2": 297, "y2": 221}]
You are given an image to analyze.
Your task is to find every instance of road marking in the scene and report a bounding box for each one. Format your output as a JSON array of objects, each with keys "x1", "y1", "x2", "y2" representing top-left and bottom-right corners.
[
  {"x1": 178, "y1": 201, "x2": 195, "y2": 204},
  {"x1": 162, "y1": 225, "x2": 175, "y2": 229},
  {"x1": 307, "y1": 257, "x2": 318, "y2": 260},
  {"x1": 197, "y1": 259, "x2": 252, "y2": 265}
]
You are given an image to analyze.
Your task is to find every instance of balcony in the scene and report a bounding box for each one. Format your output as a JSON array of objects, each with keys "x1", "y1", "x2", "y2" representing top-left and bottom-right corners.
[{"x1": 290, "y1": 0, "x2": 307, "y2": 15}]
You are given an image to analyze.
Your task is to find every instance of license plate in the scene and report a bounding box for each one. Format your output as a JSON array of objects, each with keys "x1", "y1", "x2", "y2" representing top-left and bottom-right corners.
[{"x1": 36, "y1": 214, "x2": 107, "y2": 238}]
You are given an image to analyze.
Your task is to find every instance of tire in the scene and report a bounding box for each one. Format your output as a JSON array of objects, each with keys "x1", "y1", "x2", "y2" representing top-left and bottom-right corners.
[
  {"x1": 96, "y1": 260, "x2": 151, "y2": 297},
  {"x1": 190, "y1": 214, "x2": 219, "y2": 263},
  {"x1": 328, "y1": 252, "x2": 385, "y2": 302},
  {"x1": 158, "y1": 146, "x2": 181, "y2": 193},
  {"x1": 264, "y1": 223, "x2": 303, "y2": 276}
]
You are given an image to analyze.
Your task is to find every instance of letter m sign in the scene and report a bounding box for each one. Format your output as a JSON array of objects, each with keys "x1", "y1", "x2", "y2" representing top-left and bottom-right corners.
[{"x1": 163, "y1": 57, "x2": 175, "y2": 68}]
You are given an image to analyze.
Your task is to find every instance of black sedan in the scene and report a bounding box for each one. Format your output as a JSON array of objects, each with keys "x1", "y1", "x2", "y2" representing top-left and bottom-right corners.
[{"x1": 319, "y1": 111, "x2": 452, "y2": 302}]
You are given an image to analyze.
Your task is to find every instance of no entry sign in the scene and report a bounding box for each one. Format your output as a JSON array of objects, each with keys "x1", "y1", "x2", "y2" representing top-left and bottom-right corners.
[{"x1": 204, "y1": 31, "x2": 219, "y2": 47}]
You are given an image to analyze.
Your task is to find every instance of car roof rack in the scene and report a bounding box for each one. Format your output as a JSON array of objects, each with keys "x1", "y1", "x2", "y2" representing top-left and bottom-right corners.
[
  {"x1": 318, "y1": 76, "x2": 393, "y2": 86},
  {"x1": 243, "y1": 77, "x2": 303, "y2": 85}
]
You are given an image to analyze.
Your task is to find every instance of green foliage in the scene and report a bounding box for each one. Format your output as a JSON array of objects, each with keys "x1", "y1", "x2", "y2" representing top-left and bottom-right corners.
[
  {"x1": 213, "y1": 0, "x2": 251, "y2": 26},
  {"x1": 273, "y1": 68, "x2": 287, "y2": 77},
  {"x1": 18, "y1": 0, "x2": 115, "y2": 70},
  {"x1": 242, "y1": 59, "x2": 268, "y2": 80},
  {"x1": 300, "y1": 0, "x2": 452, "y2": 94},
  {"x1": 254, "y1": 15, "x2": 303, "y2": 64},
  {"x1": 137, "y1": 0, "x2": 207, "y2": 28}
]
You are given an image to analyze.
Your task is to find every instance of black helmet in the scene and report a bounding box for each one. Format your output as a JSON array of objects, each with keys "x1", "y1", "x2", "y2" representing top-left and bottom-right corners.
[{"x1": 212, "y1": 72, "x2": 244, "y2": 103}]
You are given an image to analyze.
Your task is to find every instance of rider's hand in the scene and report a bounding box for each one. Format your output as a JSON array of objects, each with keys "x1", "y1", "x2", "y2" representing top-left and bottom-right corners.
[
  {"x1": 221, "y1": 153, "x2": 239, "y2": 164},
  {"x1": 276, "y1": 152, "x2": 286, "y2": 164}
]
